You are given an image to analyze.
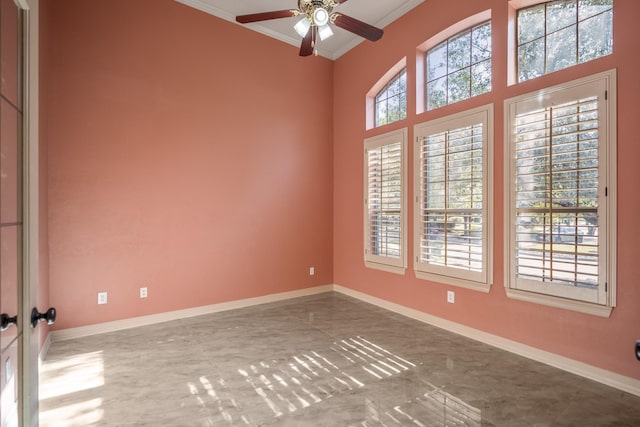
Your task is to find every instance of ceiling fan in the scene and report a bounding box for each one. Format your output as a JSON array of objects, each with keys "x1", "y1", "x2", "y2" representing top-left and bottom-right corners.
[{"x1": 236, "y1": 0, "x2": 384, "y2": 57}]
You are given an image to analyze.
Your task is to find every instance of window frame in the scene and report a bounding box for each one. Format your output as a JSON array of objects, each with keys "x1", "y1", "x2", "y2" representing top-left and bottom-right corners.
[
  {"x1": 367, "y1": 58, "x2": 407, "y2": 131},
  {"x1": 503, "y1": 69, "x2": 617, "y2": 317},
  {"x1": 364, "y1": 128, "x2": 408, "y2": 274},
  {"x1": 512, "y1": 0, "x2": 614, "y2": 84},
  {"x1": 374, "y1": 68, "x2": 408, "y2": 128},
  {"x1": 414, "y1": 104, "x2": 494, "y2": 292},
  {"x1": 424, "y1": 20, "x2": 493, "y2": 111}
]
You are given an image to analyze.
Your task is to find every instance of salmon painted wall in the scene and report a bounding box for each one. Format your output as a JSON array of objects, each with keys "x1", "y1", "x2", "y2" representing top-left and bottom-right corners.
[
  {"x1": 334, "y1": 0, "x2": 640, "y2": 379},
  {"x1": 44, "y1": 0, "x2": 334, "y2": 329}
]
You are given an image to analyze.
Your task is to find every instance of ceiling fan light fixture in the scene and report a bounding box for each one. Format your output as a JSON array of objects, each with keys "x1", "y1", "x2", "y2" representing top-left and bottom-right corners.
[
  {"x1": 318, "y1": 24, "x2": 333, "y2": 41},
  {"x1": 294, "y1": 17, "x2": 311, "y2": 37},
  {"x1": 313, "y1": 8, "x2": 329, "y2": 26}
]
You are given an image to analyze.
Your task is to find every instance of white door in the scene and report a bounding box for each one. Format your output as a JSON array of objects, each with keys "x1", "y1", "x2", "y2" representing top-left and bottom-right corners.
[{"x1": 1, "y1": 1, "x2": 45, "y2": 426}]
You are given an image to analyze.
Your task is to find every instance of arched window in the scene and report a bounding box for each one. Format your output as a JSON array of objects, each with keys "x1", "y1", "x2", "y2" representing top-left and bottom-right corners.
[
  {"x1": 374, "y1": 69, "x2": 407, "y2": 127},
  {"x1": 425, "y1": 21, "x2": 492, "y2": 111}
]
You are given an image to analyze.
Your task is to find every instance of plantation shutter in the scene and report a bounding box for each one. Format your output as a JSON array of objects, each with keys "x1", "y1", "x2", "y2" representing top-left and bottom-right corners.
[
  {"x1": 417, "y1": 125, "x2": 484, "y2": 278},
  {"x1": 364, "y1": 130, "x2": 406, "y2": 271},
  {"x1": 414, "y1": 106, "x2": 492, "y2": 287},
  {"x1": 512, "y1": 95, "x2": 602, "y2": 301}
]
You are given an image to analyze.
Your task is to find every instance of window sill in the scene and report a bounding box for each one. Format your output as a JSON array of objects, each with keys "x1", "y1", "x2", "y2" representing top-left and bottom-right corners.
[
  {"x1": 505, "y1": 288, "x2": 613, "y2": 318},
  {"x1": 365, "y1": 261, "x2": 406, "y2": 275},
  {"x1": 414, "y1": 270, "x2": 491, "y2": 293}
]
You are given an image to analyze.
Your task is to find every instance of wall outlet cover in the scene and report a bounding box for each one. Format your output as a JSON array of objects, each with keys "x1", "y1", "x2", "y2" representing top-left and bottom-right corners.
[
  {"x1": 98, "y1": 292, "x2": 108, "y2": 305},
  {"x1": 447, "y1": 291, "x2": 455, "y2": 304}
]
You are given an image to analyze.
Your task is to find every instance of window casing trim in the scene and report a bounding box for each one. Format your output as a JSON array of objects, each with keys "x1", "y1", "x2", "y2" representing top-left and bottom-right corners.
[
  {"x1": 413, "y1": 104, "x2": 494, "y2": 291},
  {"x1": 364, "y1": 128, "x2": 408, "y2": 275},
  {"x1": 503, "y1": 69, "x2": 617, "y2": 316}
]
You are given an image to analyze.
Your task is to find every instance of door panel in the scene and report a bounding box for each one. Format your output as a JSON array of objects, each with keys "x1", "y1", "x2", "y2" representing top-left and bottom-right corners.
[
  {"x1": 1, "y1": 340, "x2": 18, "y2": 427},
  {"x1": 0, "y1": 0, "x2": 21, "y2": 109},
  {"x1": 0, "y1": 0, "x2": 26, "y2": 425},
  {"x1": 1, "y1": 226, "x2": 21, "y2": 349},
  {"x1": 1, "y1": 99, "x2": 22, "y2": 224}
]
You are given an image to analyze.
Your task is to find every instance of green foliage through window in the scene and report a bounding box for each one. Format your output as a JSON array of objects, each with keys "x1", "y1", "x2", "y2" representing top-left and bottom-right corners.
[
  {"x1": 517, "y1": 0, "x2": 613, "y2": 82},
  {"x1": 426, "y1": 21, "x2": 492, "y2": 111},
  {"x1": 374, "y1": 69, "x2": 407, "y2": 127}
]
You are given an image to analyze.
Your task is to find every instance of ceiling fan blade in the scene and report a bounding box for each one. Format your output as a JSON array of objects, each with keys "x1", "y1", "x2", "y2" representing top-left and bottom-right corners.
[
  {"x1": 332, "y1": 13, "x2": 384, "y2": 42},
  {"x1": 299, "y1": 26, "x2": 315, "y2": 57},
  {"x1": 236, "y1": 10, "x2": 296, "y2": 24}
]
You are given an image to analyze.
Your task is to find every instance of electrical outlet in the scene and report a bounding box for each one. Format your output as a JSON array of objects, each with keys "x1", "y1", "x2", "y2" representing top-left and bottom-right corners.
[
  {"x1": 140, "y1": 287, "x2": 148, "y2": 298},
  {"x1": 447, "y1": 290, "x2": 455, "y2": 304},
  {"x1": 98, "y1": 292, "x2": 108, "y2": 305},
  {"x1": 309, "y1": 267, "x2": 315, "y2": 276}
]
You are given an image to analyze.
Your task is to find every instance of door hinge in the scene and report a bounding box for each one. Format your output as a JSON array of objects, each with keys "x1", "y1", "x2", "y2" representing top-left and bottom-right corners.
[
  {"x1": 605, "y1": 187, "x2": 608, "y2": 196},
  {"x1": 605, "y1": 282, "x2": 608, "y2": 292},
  {"x1": 605, "y1": 90, "x2": 608, "y2": 100}
]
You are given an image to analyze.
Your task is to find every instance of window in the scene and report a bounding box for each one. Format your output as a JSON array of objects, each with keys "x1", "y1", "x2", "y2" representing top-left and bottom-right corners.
[
  {"x1": 504, "y1": 70, "x2": 616, "y2": 316},
  {"x1": 426, "y1": 21, "x2": 492, "y2": 111},
  {"x1": 414, "y1": 105, "x2": 493, "y2": 290},
  {"x1": 517, "y1": 0, "x2": 613, "y2": 82},
  {"x1": 374, "y1": 69, "x2": 407, "y2": 127},
  {"x1": 364, "y1": 129, "x2": 408, "y2": 274}
]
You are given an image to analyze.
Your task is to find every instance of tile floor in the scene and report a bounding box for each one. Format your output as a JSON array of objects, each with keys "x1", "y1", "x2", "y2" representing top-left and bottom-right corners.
[{"x1": 40, "y1": 292, "x2": 640, "y2": 426}]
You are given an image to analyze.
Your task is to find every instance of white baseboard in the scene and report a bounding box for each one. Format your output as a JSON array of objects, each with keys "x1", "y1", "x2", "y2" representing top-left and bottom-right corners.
[
  {"x1": 50, "y1": 285, "x2": 333, "y2": 342},
  {"x1": 332, "y1": 284, "x2": 640, "y2": 398}
]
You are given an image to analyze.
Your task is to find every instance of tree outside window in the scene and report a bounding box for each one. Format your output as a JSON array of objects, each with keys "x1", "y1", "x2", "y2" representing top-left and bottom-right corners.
[
  {"x1": 517, "y1": 0, "x2": 613, "y2": 82},
  {"x1": 426, "y1": 21, "x2": 492, "y2": 111}
]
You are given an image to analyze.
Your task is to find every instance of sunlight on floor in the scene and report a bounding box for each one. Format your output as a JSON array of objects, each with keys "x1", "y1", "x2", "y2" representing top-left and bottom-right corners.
[
  {"x1": 40, "y1": 351, "x2": 105, "y2": 426},
  {"x1": 40, "y1": 398, "x2": 104, "y2": 427},
  {"x1": 186, "y1": 336, "x2": 481, "y2": 426}
]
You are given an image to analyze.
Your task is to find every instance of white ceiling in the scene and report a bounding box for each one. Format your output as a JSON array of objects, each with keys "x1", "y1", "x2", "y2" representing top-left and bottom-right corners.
[{"x1": 175, "y1": 0, "x2": 425, "y2": 60}]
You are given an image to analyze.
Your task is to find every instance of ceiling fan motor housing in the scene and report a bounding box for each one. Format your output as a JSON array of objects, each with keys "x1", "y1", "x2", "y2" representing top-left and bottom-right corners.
[{"x1": 299, "y1": 0, "x2": 335, "y2": 25}]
